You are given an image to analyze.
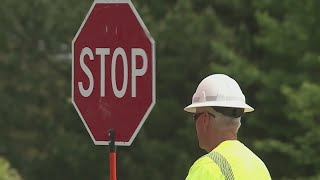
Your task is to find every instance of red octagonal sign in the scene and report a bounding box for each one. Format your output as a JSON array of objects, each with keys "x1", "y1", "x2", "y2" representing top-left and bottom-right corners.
[{"x1": 72, "y1": 0, "x2": 155, "y2": 146}]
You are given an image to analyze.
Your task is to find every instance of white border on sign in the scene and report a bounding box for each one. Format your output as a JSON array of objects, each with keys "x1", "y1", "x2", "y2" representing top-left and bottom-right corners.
[{"x1": 72, "y1": 0, "x2": 156, "y2": 146}]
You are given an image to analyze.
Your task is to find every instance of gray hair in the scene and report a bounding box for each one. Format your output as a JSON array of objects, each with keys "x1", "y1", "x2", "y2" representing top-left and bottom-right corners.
[{"x1": 206, "y1": 107, "x2": 241, "y2": 132}]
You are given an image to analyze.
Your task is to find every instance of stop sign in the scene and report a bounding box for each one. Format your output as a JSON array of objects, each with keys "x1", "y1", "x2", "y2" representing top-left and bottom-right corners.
[{"x1": 72, "y1": 0, "x2": 155, "y2": 146}]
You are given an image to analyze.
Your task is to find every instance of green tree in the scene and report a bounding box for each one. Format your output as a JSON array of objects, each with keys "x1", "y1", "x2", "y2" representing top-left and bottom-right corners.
[
  {"x1": 251, "y1": 1, "x2": 320, "y2": 179},
  {"x1": 0, "y1": 0, "x2": 107, "y2": 179},
  {"x1": 0, "y1": 158, "x2": 22, "y2": 180}
]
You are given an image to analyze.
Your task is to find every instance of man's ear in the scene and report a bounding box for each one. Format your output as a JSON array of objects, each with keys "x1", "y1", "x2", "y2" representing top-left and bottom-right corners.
[{"x1": 203, "y1": 112, "x2": 210, "y2": 132}]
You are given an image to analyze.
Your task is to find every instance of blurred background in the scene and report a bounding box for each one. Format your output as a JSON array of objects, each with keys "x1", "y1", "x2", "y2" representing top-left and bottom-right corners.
[{"x1": 1, "y1": 0, "x2": 320, "y2": 179}]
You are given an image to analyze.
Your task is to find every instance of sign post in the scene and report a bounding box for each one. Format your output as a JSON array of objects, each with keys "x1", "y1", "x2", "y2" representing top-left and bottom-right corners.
[
  {"x1": 108, "y1": 129, "x2": 116, "y2": 180},
  {"x1": 72, "y1": 0, "x2": 156, "y2": 179}
]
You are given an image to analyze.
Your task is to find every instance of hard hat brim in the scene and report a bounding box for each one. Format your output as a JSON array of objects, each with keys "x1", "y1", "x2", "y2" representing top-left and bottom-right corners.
[{"x1": 184, "y1": 101, "x2": 254, "y2": 113}]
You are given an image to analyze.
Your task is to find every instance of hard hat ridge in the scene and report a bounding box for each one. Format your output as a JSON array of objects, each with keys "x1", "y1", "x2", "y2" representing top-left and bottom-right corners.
[{"x1": 184, "y1": 74, "x2": 254, "y2": 113}]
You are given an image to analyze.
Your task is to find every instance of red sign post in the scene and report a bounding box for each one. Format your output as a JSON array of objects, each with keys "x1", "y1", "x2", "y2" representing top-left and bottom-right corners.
[{"x1": 72, "y1": 0, "x2": 155, "y2": 179}]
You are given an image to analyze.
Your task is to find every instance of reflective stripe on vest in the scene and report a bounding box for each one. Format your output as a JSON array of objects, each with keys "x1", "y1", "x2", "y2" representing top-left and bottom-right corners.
[{"x1": 206, "y1": 151, "x2": 235, "y2": 180}]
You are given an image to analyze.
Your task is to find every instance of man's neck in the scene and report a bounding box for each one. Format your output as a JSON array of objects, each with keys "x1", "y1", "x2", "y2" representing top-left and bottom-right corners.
[{"x1": 205, "y1": 132, "x2": 237, "y2": 152}]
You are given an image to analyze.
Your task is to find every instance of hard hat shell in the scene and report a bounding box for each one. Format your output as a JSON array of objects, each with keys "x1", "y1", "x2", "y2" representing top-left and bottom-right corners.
[{"x1": 184, "y1": 74, "x2": 254, "y2": 113}]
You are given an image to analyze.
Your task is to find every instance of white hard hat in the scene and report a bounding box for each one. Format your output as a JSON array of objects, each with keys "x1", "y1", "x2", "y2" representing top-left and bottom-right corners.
[{"x1": 184, "y1": 74, "x2": 254, "y2": 113}]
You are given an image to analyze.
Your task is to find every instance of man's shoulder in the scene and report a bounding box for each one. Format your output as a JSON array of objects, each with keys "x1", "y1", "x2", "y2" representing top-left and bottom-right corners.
[
  {"x1": 214, "y1": 140, "x2": 259, "y2": 160},
  {"x1": 213, "y1": 140, "x2": 271, "y2": 179},
  {"x1": 186, "y1": 155, "x2": 224, "y2": 180},
  {"x1": 192, "y1": 155, "x2": 217, "y2": 167}
]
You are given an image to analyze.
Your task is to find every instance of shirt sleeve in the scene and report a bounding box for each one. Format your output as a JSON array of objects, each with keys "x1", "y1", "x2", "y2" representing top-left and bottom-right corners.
[{"x1": 185, "y1": 157, "x2": 224, "y2": 180}]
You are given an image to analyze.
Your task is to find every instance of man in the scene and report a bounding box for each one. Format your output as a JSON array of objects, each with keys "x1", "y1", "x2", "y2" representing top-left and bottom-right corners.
[{"x1": 184, "y1": 74, "x2": 271, "y2": 180}]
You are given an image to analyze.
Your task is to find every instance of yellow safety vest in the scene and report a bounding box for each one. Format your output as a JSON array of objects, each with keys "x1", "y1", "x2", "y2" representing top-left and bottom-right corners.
[{"x1": 186, "y1": 140, "x2": 271, "y2": 180}]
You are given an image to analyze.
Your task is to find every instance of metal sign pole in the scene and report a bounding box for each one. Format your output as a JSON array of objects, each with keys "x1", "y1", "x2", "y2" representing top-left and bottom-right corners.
[{"x1": 108, "y1": 129, "x2": 117, "y2": 180}]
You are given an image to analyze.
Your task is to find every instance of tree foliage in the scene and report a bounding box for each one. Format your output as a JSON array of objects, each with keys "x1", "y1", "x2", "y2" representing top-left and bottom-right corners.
[
  {"x1": 0, "y1": 158, "x2": 22, "y2": 180},
  {"x1": 0, "y1": 0, "x2": 319, "y2": 179}
]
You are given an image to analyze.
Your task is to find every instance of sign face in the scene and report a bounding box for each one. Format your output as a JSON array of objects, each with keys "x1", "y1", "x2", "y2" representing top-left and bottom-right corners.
[{"x1": 72, "y1": 0, "x2": 155, "y2": 146}]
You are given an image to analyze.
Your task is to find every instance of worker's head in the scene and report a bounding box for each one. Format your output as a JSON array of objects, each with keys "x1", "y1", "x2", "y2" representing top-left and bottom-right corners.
[
  {"x1": 185, "y1": 74, "x2": 253, "y2": 151},
  {"x1": 193, "y1": 106, "x2": 242, "y2": 151}
]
